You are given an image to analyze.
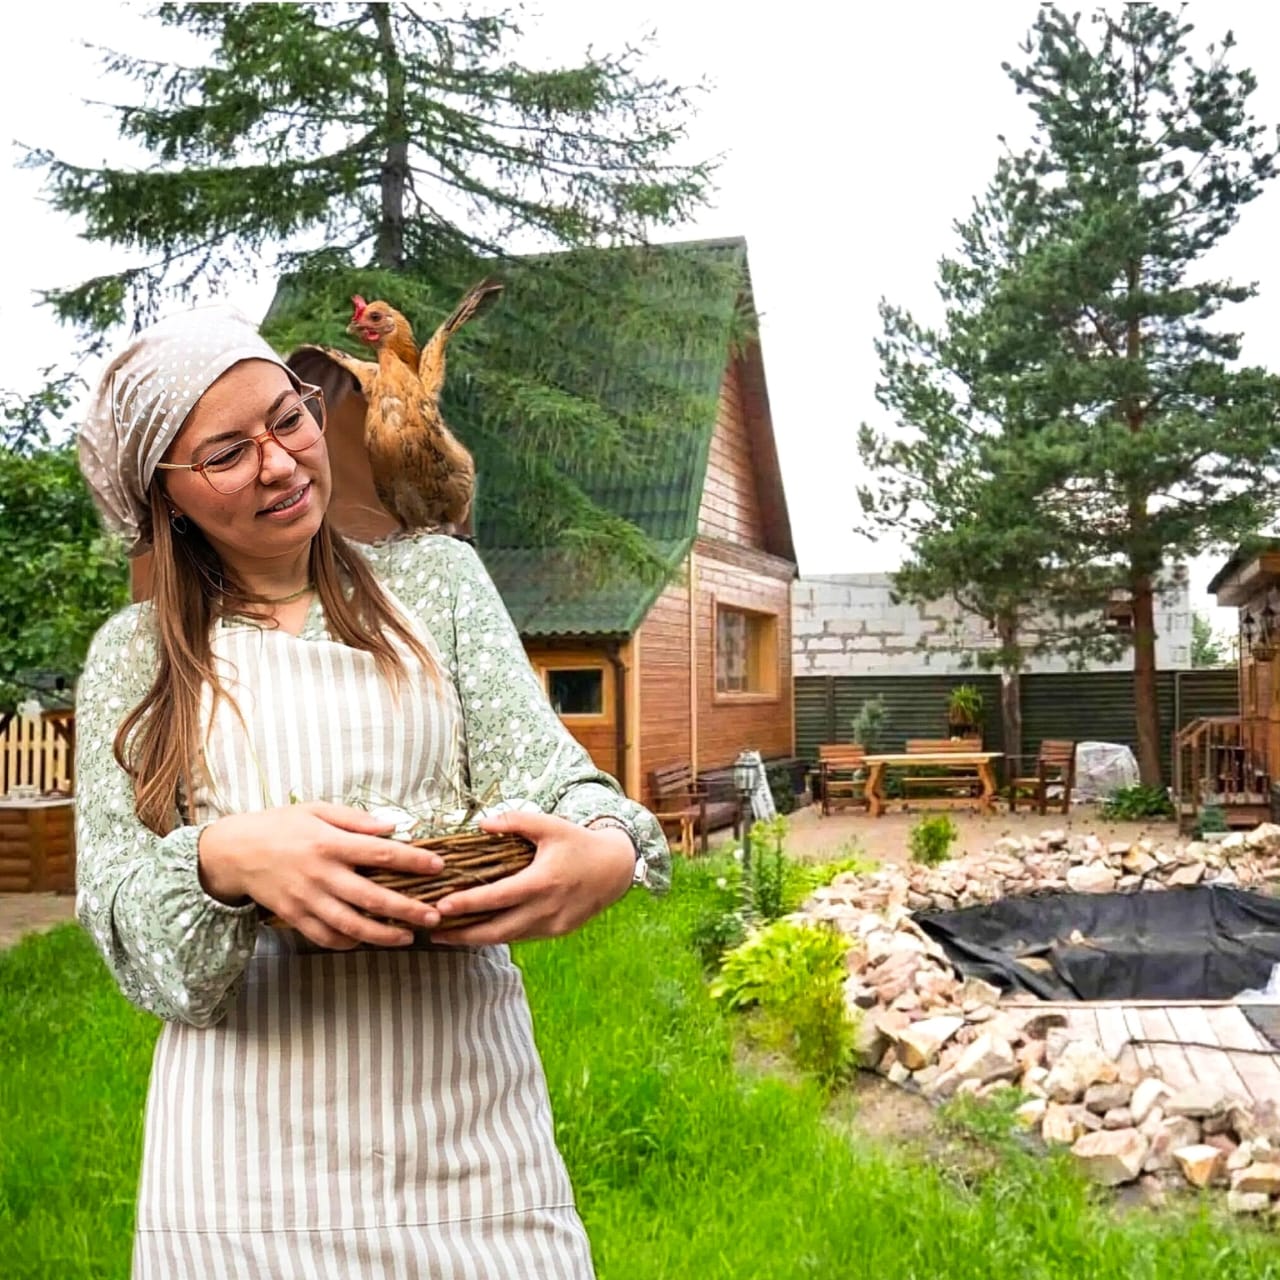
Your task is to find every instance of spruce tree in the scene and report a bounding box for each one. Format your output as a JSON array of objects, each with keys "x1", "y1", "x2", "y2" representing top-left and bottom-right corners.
[{"x1": 23, "y1": 2, "x2": 736, "y2": 580}]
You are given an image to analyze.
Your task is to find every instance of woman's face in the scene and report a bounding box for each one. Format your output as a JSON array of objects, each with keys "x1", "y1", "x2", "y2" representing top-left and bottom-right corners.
[{"x1": 157, "y1": 359, "x2": 331, "y2": 570}]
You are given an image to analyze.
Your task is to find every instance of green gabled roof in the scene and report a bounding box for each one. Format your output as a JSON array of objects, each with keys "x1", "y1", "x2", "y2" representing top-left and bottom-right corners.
[
  {"x1": 473, "y1": 237, "x2": 749, "y2": 550},
  {"x1": 471, "y1": 238, "x2": 750, "y2": 637},
  {"x1": 483, "y1": 538, "x2": 691, "y2": 637},
  {"x1": 265, "y1": 236, "x2": 773, "y2": 639}
]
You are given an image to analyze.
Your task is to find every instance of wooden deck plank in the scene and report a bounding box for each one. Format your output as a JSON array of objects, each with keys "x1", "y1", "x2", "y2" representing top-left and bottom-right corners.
[
  {"x1": 1166, "y1": 1006, "x2": 1250, "y2": 1102},
  {"x1": 1137, "y1": 1008, "x2": 1198, "y2": 1090},
  {"x1": 1204, "y1": 1005, "x2": 1271, "y2": 1052},
  {"x1": 1205, "y1": 1009, "x2": 1280, "y2": 1105},
  {"x1": 1093, "y1": 1005, "x2": 1133, "y2": 1061},
  {"x1": 1121, "y1": 1006, "x2": 1158, "y2": 1075}
]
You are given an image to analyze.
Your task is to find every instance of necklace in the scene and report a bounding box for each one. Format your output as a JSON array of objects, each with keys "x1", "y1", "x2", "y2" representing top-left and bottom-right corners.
[{"x1": 257, "y1": 582, "x2": 315, "y2": 606}]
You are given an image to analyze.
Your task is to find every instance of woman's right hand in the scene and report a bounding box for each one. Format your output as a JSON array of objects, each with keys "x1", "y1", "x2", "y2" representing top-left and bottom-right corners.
[{"x1": 197, "y1": 800, "x2": 444, "y2": 949}]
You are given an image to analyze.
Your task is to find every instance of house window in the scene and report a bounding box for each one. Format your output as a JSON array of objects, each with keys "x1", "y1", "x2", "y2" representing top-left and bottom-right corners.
[
  {"x1": 547, "y1": 667, "x2": 605, "y2": 717},
  {"x1": 715, "y1": 606, "x2": 777, "y2": 696}
]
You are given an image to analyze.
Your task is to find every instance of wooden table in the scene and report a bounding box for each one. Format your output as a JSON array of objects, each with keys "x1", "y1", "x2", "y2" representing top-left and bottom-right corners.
[{"x1": 862, "y1": 752, "x2": 1004, "y2": 818}]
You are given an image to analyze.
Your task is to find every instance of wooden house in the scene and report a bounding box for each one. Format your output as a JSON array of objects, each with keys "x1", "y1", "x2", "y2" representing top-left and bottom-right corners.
[
  {"x1": 1176, "y1": 543, "x2": 1280, "y2": 829},
  {"x1": 480, "y1": 259, "x2": 797, "y2": 805},
  {"x1": 129, "y1": 238, "x2": 797, "y2": 809}
]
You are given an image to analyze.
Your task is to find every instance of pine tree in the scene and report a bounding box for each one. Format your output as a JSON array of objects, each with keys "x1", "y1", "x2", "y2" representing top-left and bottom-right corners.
[
  {"x1": 1191, "y1": 612, "x2": 1229, "y2": 668},
  {"x1": 22, "y1": 2, "x2": 737, "y2": 581},
  {"x1": 979, "y1": 4, "x2": 1280, "y2": 786},
  {"x1": 865, "y1": 5, "x2": 1280, "y2": 786},
  {"x1": 859, "y1": 178, "x2": 1121, "y2": 766}
]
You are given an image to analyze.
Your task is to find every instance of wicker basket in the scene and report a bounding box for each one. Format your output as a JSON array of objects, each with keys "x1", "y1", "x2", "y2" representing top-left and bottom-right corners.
[{"x1": 261, "y1": 829, "x2": 536, "y2": 932}]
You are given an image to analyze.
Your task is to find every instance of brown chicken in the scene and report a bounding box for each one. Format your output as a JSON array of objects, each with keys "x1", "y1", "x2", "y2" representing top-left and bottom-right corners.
[{"x1": 286, "y1": 280, "x2": 502, "y2": 535}]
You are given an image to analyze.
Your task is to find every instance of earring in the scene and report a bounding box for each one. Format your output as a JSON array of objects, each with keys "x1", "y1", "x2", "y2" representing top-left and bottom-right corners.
[{"x1": 169, "y1": 511, "x2": 189, "y2": 535}]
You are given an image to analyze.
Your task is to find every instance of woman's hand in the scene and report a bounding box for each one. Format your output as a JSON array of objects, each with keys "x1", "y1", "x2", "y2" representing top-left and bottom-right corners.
[
  {"x1": 197, "y1": 800, "x2": 447, "y2": 950},
  {"x1": 430, "y1": 809, "x2": 636, "y2": 946}
]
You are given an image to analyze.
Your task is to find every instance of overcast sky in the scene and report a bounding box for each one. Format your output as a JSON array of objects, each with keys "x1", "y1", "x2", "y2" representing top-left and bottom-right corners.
[{"x1": 5, "y1": 1, "x2": 1280, "y2": 630}]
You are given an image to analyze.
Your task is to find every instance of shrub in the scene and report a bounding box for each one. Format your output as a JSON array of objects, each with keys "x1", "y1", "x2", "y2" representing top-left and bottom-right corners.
[
  {"x1": 765, "y1": 761, "x2": 798, "y2": 815},
  {"x1": 851, "y1": 695, "x2": 889, "y2": 752},
  {"x1": 710, "y1": 919, "x2": 856, "y2": 1087},
  {"x1": 689, "y1": 906, "x2": 748, "y2": 969},
  {"x1": 909, "y1": 814, "x2": 959, "y2": 866},
  {"x1": 1193, "y1": 802, "x2": 1229, "y2": 839},
  {"x1": 1100, "y1": 784, "x2": 1174, "y2": 821}
]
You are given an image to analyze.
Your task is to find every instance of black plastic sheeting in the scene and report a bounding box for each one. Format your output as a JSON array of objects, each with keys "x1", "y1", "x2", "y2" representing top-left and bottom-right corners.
[{"x1": 915, "y1": 887, "x2": 1280, "y2": 1002}]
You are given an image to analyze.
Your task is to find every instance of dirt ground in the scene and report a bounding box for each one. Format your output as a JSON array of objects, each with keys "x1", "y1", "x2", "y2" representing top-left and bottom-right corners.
[
  {"x1": 0, "y1": 892, "x2": 77, "y2": 949},
  {"x1": 717, "y1": 802, "x2": 1182, "y2": 867}
]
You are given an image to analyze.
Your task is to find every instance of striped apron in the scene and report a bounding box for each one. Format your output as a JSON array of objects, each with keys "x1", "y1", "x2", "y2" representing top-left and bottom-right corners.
[{"x1": 132, "y1": 600, "x2": 594, "y2": 1278}]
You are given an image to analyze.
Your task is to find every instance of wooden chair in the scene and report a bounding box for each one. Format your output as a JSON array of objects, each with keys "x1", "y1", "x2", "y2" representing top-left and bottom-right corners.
[
  {"x1": 1009, "y1": 740, "x2": 1076, "y2": 815},
  {"x1": 901, "y1": 738, "x2": 983, "y2": 802},
  {"x1": 648, "y1": 762, "x2": 741, "y2": 855},
  {"x1": 815, "y1": 744, "x2": 868, "y2": 816}
]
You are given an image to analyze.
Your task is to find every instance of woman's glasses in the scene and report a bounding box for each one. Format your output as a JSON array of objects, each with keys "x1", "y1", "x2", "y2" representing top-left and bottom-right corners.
[{"x1": 155, "y1": 385, "x2": 326, "y2": 495}]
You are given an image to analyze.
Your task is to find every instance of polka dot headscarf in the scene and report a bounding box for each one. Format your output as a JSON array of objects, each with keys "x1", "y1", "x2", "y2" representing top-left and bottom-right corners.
[{"x1": 78, "y1": 304, "x2": 301, "y2": 556}]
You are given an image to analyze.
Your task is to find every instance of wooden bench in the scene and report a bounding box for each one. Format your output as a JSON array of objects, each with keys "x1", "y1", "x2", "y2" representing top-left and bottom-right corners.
[
  {"x1": 649, "y1": 762, "x2": 741, "y2": 855},
  {"x1": 1009, "y1": 739, "x2": 1076, "y2": 815},
  {"x1": 901, "y1": 738, "x2": 984, "y2": 801},
  {"x1": 815, "y1": 744, "x2": 868, "y2": 816}
]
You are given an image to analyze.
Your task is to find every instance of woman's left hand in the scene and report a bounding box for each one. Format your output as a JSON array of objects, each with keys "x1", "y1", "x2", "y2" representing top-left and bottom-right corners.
[{"x1": 429, "y1": 809, "x2": 637, "y2": 945}]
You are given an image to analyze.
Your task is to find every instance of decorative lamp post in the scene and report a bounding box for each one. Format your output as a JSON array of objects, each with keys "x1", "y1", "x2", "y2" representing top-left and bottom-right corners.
[
  {"x1": 732, "y1": 751, "x2": 755, "y2": 923},
  {"x1": 1243, "y1": 612, "x2": 1256, "y2": 653}
]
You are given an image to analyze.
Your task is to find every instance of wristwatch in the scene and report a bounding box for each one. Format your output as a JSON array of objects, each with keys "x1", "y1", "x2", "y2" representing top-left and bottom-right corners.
[{"x1": 584, "y1": 815, "x2": 650, "y2": 889}]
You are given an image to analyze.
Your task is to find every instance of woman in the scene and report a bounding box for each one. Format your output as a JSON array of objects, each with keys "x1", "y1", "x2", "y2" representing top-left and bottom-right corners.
[{"x1": 74, "y1": 305, "x2": 669, "y2": 1278}]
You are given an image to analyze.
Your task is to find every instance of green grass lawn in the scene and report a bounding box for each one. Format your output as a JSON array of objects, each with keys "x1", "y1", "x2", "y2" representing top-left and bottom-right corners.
[{"x1": 3, "y1": 860, "x2": 1279, "y2": 1279}]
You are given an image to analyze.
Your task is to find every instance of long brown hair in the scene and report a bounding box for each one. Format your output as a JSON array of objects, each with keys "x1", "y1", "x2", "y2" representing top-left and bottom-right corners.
[{"x1": 116, "y1": 484, "x2": 438, "y2": 835}]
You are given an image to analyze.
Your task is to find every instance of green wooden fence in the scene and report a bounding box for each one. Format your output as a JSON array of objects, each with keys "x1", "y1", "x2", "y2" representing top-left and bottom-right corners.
[{"x1": 794, "y1": 668, "x2": 1239, "y2": 783}]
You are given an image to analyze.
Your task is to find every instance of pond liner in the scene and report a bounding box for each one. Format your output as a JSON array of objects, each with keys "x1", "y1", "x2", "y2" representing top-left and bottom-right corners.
[{"x1": 914, "y1": 886, "x2": 1280, "y2": 1005}]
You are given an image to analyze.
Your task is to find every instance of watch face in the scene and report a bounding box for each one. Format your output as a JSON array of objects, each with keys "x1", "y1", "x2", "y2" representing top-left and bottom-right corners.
[{"x1": 632, "y1": 857, "x2": 650, "y2": 888}]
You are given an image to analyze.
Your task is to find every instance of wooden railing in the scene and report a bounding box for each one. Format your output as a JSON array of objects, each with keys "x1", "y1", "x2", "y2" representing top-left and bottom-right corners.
[
  {"x1": 1172, "y1": 716, "x2": 1268, "y2": 828},
  {"x1": 0, "y1": 712, "x2": 74, "y2": 797}
]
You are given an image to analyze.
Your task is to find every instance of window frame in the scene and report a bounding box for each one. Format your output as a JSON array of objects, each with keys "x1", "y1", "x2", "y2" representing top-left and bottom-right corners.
[
  {"x1": 536, "y1": 658, "x2": 614, "y2": 724},
  {"x1": 711, "y1": 596, "x2": 780, "y2": 705}
]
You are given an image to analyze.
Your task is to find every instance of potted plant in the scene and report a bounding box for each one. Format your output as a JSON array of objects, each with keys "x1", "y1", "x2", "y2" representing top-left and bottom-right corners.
[{"x1": 946, "y1": 684, "x2": 984, "y2": 740}]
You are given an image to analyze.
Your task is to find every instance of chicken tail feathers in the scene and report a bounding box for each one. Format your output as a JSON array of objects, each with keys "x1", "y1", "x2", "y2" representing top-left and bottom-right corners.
[{"x1": 418, "y1": 278, "x2": 503, "y2": 395}]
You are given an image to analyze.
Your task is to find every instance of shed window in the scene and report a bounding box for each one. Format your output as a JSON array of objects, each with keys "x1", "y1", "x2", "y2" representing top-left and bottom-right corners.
[
  {"x1": 715, "y1": 606, "x2": 777, "y2": 696},
  {"x1": 547, "y1": 667, "x2": 605, "y2": 716}
]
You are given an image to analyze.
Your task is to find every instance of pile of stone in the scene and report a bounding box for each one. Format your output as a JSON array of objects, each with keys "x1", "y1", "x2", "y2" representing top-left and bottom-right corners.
[
  {"x1": 794, "y1": 822, "x2": 1280, "y2": 1209},
  {"x1": 898, "y1": 822, "x2": 1280, "y2": 914}
]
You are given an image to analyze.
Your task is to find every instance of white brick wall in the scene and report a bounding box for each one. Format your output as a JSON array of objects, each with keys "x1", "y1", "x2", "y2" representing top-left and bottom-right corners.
[{"x1": 793, "y1": 572, "x2": 1193, "y2": 675}]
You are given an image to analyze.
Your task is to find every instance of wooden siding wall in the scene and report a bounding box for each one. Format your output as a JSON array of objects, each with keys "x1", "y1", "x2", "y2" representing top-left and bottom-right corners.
[
  {"x1": 636, "y1": 576, "x2": 693, "y2": 805},
  {"x1": 1234, "y1": 589, "x2": 1280, "y2": 776},
  {"x1": 697, "y1": 360, "x2": 765, "y2": 547}
]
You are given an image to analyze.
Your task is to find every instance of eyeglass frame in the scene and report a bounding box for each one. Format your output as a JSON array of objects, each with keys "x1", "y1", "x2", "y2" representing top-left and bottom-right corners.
[{"x1": 153, "y1": 383, "x2": 327, "y2": 495}]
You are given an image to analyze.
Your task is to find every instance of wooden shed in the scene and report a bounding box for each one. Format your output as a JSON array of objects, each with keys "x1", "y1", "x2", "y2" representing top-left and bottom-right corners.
[{"x1": 1176, "y1": 543, "x2": 1280, "y2": 828}]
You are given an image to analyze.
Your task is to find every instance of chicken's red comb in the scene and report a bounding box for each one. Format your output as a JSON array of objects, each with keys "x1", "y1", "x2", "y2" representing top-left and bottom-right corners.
[{"x1": 351, "y1": 295, "x2": 367, "y2": 320}]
